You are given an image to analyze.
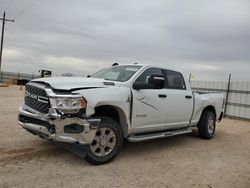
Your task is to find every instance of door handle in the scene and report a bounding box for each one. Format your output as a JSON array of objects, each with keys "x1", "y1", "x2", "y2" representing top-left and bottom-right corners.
[
  {"x1": 158, "y1": 94, "x2": 167, "y2": 98},
  {"x1": 185, "y1": 95, "x2": 192, "y2": 99}
]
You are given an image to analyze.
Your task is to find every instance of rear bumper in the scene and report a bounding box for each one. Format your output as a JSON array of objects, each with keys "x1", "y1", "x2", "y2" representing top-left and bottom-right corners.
[{"x1": 18, "y1": 105, "x2": 100, "y2": 145}]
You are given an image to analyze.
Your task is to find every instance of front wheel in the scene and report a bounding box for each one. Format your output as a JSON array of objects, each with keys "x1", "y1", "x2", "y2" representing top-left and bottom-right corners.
[
  {"x1": 85, "y1": 117, "x2": 123, "y2": 165},
  {"x1": 197, "y1": 111, "x2": 216, "y2": 139}
]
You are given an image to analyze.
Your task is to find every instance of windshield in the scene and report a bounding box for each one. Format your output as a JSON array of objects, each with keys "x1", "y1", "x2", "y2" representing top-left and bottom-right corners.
[{"x1": 91, "y1": 65, "x2": 142, "y2": 82}]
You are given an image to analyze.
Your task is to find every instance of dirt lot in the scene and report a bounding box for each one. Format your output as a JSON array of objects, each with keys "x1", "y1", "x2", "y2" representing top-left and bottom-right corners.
[{"x1": 0, "y1": 85, "x2": 250, "y2": 188}]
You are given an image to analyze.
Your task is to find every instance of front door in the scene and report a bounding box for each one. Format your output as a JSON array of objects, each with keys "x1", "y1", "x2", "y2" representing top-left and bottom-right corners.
[{"x1": 131, "y1": 67, "x2": 168, "y2": 132}]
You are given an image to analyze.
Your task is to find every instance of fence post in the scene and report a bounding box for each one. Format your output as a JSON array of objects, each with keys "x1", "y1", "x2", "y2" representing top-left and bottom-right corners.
[
  {"x1": 224, "y1": 73, "x2": 231, "y2": 117},
  {"x1": 188, "y1": 73, "x2": 192, "y2": 82},
  {"x1": 17, "y1": 72, "x2": 20, "y2": 80}
]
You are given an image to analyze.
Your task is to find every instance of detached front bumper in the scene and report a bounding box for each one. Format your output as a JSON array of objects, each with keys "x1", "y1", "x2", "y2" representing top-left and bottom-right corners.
[{"x1": 18, "y1": 105, "x2": 100, "y2": 145}]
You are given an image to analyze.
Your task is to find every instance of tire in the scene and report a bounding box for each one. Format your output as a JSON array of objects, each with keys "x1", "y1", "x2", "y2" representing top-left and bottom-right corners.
[
  {"x1": 85, "y1": 116, "x2": 123, "y2": 165},
  {"x1": 197, "y1": 111, "x2": 216, "y2": 139}
]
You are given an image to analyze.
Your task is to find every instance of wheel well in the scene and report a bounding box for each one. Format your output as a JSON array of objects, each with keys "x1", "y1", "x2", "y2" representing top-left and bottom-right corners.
[
  {"x1": 202, "y1": 105, "x2": 216, "y2": 119},
  {"x1": 93, "y1": 105, "x2": 128, "y2": 137}
]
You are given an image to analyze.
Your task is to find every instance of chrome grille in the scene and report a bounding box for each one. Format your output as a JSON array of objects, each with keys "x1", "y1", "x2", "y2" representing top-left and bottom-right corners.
[{"x1": 24, "y1": 83, "x2": 50, "y2": 114}]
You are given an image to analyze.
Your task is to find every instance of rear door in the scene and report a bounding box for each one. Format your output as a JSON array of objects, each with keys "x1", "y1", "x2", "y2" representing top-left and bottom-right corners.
[{"x1": 164, "y1": 70, "x2": 193, "y2": 129}]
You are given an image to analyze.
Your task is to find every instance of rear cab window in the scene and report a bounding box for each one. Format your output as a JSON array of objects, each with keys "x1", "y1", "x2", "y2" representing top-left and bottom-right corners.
[{"x1": 164, "y1": 70, "x2": 186, "y2": 90}]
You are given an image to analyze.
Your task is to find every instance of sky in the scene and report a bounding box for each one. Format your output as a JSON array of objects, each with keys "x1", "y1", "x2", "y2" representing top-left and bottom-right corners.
[{"x1": 0, "y1": 0, "x2": 250, "y2": 81}]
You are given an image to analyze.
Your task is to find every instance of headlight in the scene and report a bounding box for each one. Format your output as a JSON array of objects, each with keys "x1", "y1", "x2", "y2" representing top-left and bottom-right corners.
[{"x1": 49, "y1": 97, "x2": 86, "y2": 114}]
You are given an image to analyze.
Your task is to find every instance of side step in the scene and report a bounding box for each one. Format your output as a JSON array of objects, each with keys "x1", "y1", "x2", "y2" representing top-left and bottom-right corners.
[{"x1": 127, "y1": 128, "x2": 192, "y2": 142}]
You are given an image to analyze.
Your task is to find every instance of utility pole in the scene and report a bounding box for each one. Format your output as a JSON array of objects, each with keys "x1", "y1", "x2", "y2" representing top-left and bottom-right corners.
[{"x1": 0, "y1": 12, "x2": 14, "y2": 72}]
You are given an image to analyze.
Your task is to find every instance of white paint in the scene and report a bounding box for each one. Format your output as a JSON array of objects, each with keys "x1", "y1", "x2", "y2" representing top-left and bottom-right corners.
[{"x1": 32, "y1": 64, "x2": 225, "y2": 136}]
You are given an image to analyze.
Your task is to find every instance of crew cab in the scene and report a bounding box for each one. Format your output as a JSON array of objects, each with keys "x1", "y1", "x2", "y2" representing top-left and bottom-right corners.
[{"x1": 18, "y1": 64, "x2": 224, "y2": 164}]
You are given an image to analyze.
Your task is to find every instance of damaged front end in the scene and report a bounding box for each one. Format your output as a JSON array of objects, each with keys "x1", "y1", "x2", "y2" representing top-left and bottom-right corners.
[{"x1": 18, "y1": 82, "x2": 100, "y2": 145}]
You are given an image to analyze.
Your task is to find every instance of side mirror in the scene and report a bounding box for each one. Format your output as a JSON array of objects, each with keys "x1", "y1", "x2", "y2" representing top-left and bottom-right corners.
[
  {"x1": 148, "y1": 74, "x2": 165, "y2": 89},
  {"x1": 133, "y1": 74, "x2": 165, "y2": 90}
]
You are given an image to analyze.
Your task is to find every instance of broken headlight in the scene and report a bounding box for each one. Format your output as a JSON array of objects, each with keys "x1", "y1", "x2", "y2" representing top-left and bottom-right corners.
[{"x1": 49, "y1": 97, "x2": 86, "y2": 114}]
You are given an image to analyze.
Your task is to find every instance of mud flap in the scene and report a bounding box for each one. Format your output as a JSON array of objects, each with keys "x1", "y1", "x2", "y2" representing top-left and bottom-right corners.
[
  {"x1": 55, "y1": 142, "x2": 88, "y2": 159},
  {"x1": 218, "y1": 112, "x2": 223, "y2": 122}
]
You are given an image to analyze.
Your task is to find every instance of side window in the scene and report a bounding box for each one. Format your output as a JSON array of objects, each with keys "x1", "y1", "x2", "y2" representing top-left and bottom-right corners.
[
  {"x1": 135, "y1": 68, "x2": 163, "y2": 85},
  {"x1": 165, "y1": 70, "x2": 186, "y2": 90}
]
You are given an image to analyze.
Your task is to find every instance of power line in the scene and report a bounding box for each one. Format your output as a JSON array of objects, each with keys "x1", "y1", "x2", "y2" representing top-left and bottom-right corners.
[
  {"x1": 14, "y1": 0, "x2": 39, "y2": 19},
  {"x1": 0, "y1": 12, "x2": 15, "y2": 72},
  {"x1": 5, "y1": 0, "x2": 15, "y2": 12},
  {"x1": 14, "y1": 0, "x2": 35, "y2": 17}
]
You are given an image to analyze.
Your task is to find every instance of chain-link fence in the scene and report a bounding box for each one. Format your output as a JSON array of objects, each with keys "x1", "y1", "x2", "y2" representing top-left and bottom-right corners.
[
  {"x1": 191, "y1": 80, "x2": 250, "y2": 120},
  {"x1": 0, "y1": 71, "x2": 39, "y2": 84},
  {"x1": 1, "y1": 71, "x2": 249, "y2": 120}
]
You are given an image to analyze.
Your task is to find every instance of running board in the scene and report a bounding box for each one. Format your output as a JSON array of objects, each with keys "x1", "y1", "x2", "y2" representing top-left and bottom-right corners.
[{"x1": 127, "y1": 128, "x2": 192, "y2": 142}]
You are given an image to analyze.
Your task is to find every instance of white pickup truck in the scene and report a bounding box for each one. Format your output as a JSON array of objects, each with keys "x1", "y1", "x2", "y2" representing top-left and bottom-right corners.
[{"x1": 18, "y1": 64, "x2": 224, "y2": 164}]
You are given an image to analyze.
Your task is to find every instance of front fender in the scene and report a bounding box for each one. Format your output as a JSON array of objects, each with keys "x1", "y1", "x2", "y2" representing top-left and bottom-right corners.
[{"x1": 72, "y1": 87, "x2": 131, "y2": 118}]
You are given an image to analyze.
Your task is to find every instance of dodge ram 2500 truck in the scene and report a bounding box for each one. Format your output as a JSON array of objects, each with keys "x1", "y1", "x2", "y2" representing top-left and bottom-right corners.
[{"x1": 18, "y1": 64, "x2": 224, "y2": 164}]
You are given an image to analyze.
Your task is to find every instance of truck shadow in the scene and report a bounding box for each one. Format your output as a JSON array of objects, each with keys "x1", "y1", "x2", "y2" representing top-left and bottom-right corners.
[
  {"x1": 1, "y1": 130, "x2": 226, "y2": 166},
  {"x1": 121, "y1": 132, "x2": 198, "y2": 156},
  {"x1": 118, "y1": 128, "x2": 225, "y2": 162}
]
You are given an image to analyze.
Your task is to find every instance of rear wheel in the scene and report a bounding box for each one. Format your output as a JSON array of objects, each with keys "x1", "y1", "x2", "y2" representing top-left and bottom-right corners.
[
  {"x1": 85, "y1": 117, "x2": 123, "y2": 165},
  {"x1": 198, "y1": 111, "x2": 216, "y2": 139}
]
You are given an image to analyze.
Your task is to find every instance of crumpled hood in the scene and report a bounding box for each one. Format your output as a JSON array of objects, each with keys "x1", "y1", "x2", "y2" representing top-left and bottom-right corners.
[{"x1": 31, "y1": 77, "x2": 120, "y2": 90}]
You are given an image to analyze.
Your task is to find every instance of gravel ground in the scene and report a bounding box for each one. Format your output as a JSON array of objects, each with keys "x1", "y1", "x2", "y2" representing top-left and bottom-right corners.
[{"x1": 0, "y1": 85, "x2": 250, "y2": 188}]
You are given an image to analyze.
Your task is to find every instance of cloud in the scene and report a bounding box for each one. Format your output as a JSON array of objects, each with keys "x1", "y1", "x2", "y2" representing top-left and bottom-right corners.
[
  {"x1": 1, "y1": 0, "x2": 249, "y2": 80},
  {"x1": 43, "y1": 56, "x2": 109, "y2": 76},
  {"x1": 3, "y1": 48, "x2": 25, "y2": 60}
]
